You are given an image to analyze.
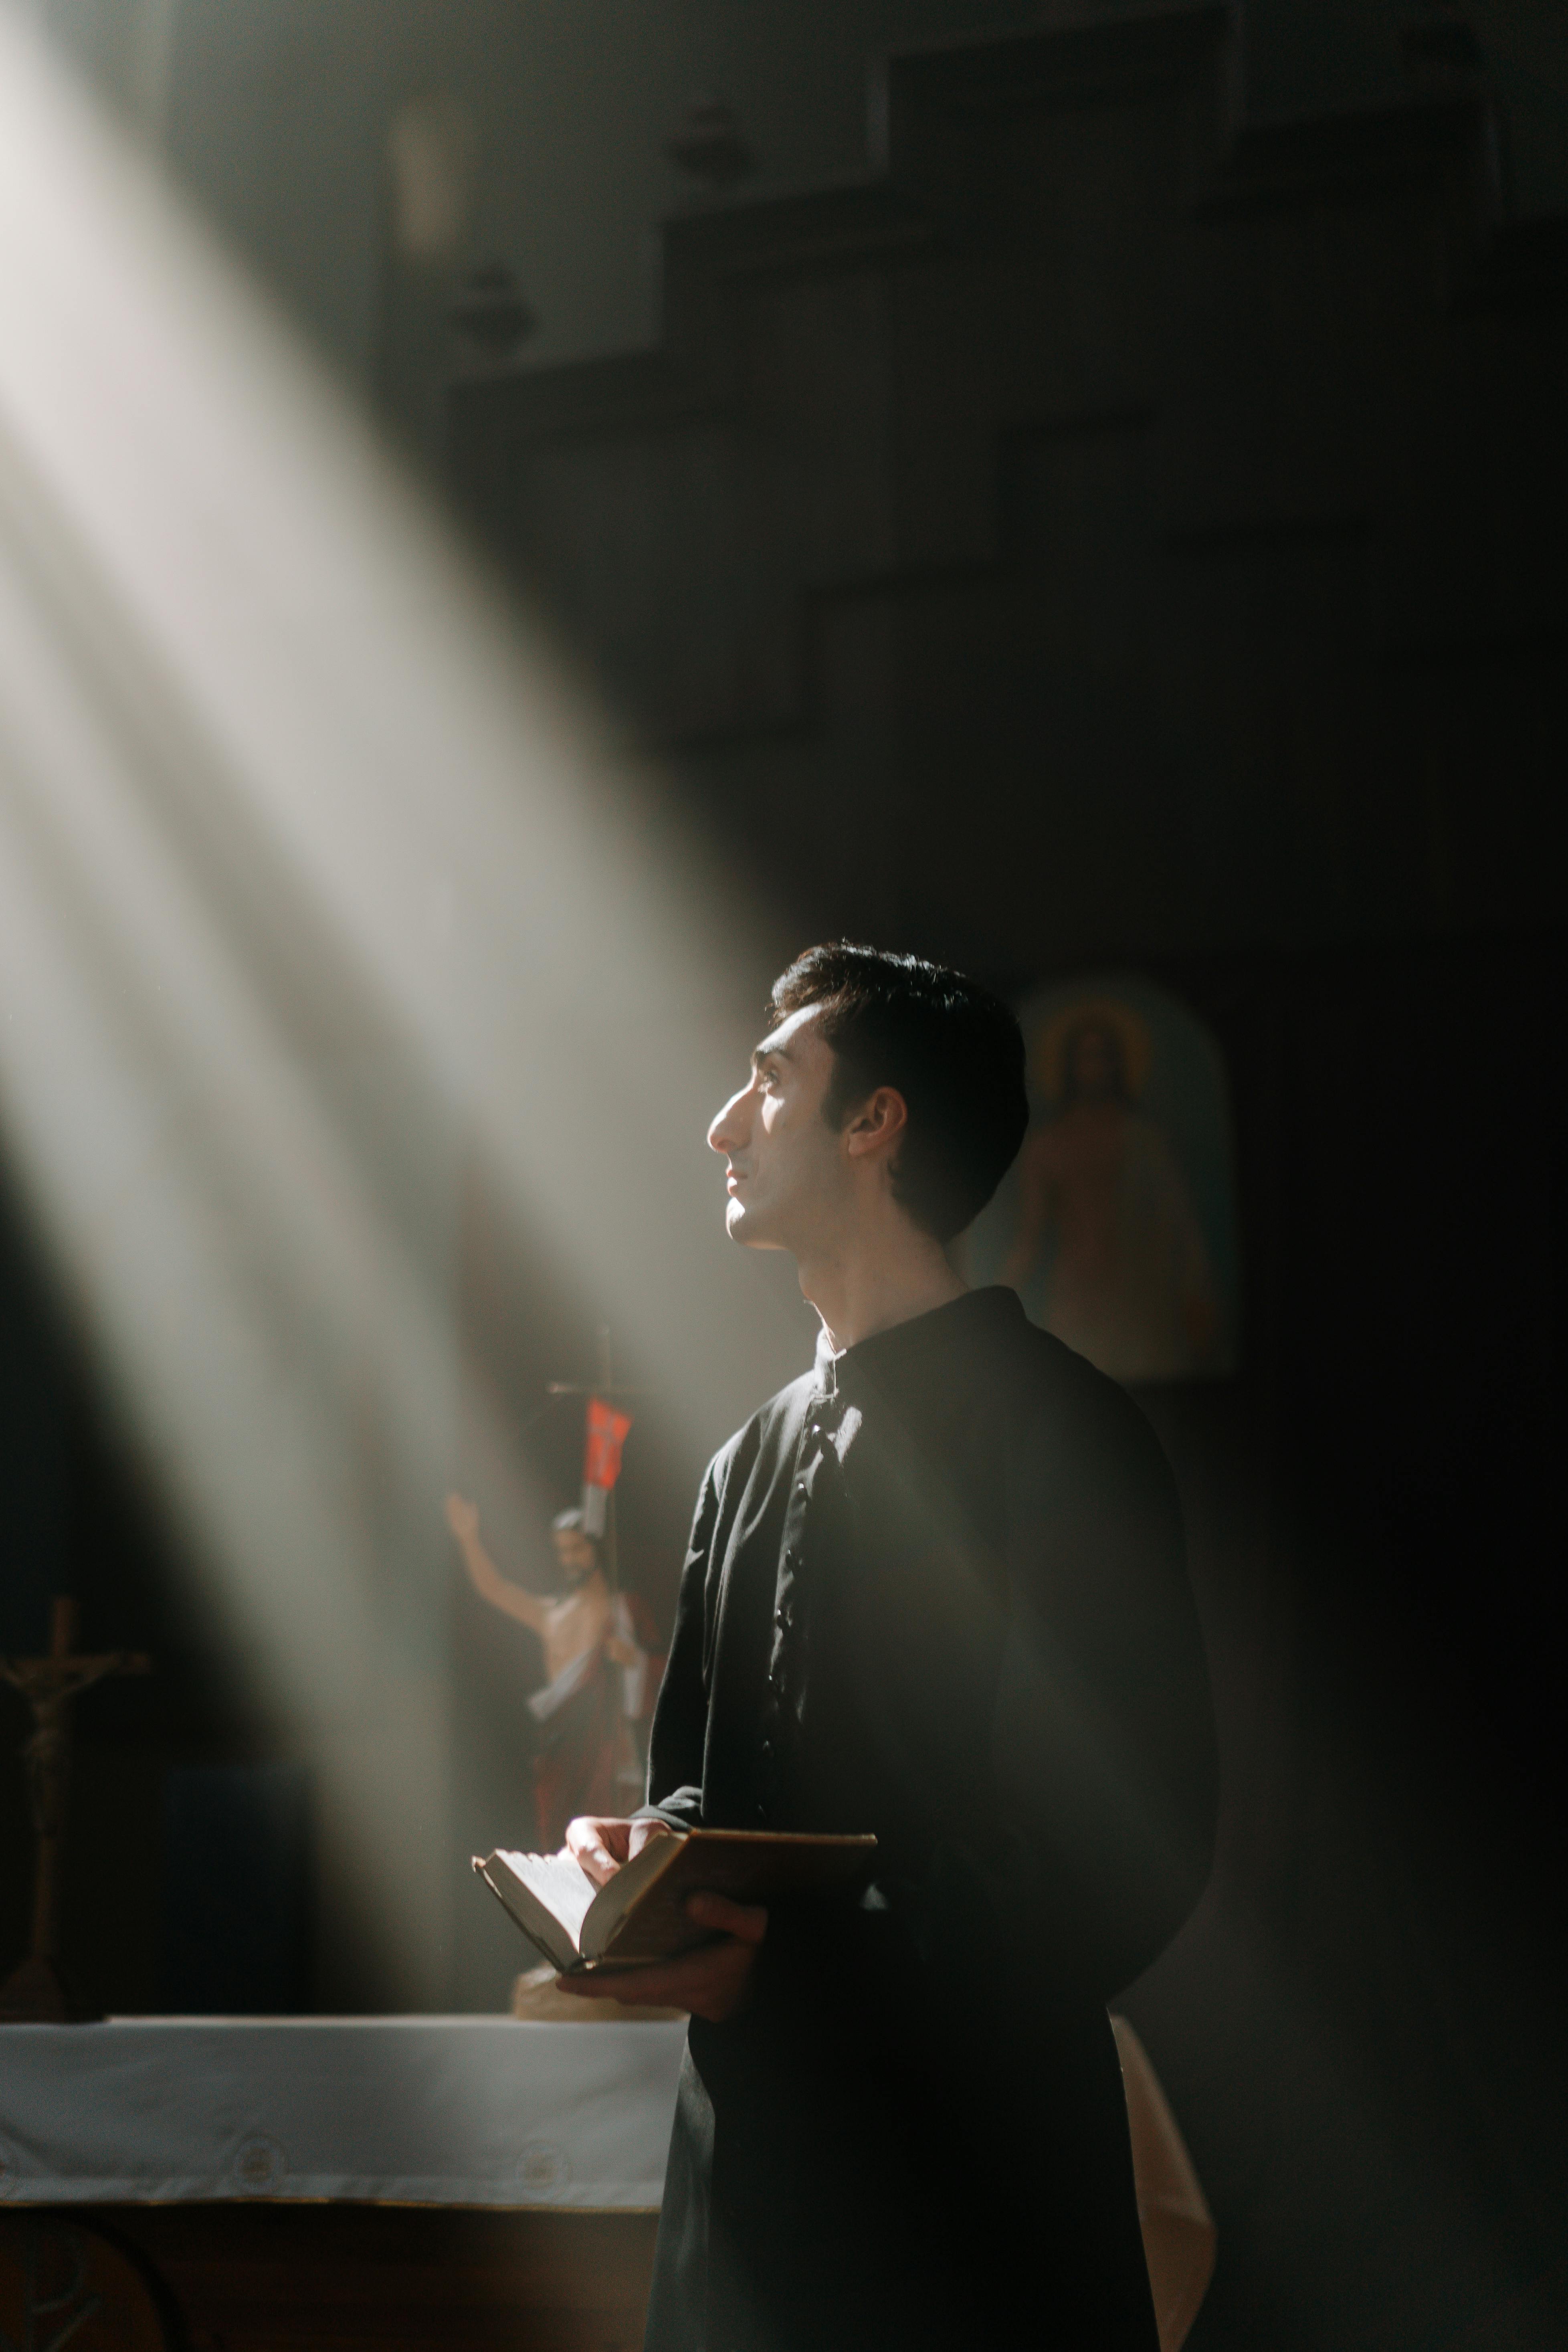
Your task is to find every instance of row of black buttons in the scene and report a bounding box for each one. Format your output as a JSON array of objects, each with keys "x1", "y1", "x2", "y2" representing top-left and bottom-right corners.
[{"x1": 754, "y1": 1386, "x2": 843, "y2": 1819}]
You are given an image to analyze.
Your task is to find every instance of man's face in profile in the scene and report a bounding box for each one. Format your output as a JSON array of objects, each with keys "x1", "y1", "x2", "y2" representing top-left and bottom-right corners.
[{"x1": 707, "y1": 1006, "x2": 846, "y2": 1255}]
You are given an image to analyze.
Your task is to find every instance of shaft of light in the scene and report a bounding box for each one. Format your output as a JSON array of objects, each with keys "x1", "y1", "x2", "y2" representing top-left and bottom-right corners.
[{"x1": 0, "y1": 6, "x2": 804, "y2": 1998}]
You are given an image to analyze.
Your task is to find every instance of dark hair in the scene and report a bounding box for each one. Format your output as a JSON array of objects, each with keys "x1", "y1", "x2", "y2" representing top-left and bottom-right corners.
[{"x1": 769, "y1": 942, "x2": 1028, "y2": 1242}]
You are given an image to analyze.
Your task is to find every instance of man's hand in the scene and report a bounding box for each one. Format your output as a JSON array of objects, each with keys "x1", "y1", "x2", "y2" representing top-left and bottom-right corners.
[
  {"x1": 553, "y1": 1891, "x2": 767, "y2": 2024},
  {"x1": 564, "y1": 1814, "x2": 672, "y2": 1887}
]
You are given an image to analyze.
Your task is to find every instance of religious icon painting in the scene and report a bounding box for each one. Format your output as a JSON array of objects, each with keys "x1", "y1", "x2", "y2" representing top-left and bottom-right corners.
[{"x1": 966, "y1": 977, "x2": 1241, "y2": 1383}]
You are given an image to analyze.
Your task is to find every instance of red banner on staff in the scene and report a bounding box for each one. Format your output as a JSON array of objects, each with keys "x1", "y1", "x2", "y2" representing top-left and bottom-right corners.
[{"x1": 583, "y1": 1396, "x2": 633, "y2": 1491}]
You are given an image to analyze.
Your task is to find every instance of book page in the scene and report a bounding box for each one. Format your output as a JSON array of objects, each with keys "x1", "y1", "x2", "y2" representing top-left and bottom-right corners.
[
  {"x1": 579, "y1": 1828, "x2": 687, "y2": 1956},
  {"x1": 494, "y1": 1848, "x2": 598, "y2": 1953}
]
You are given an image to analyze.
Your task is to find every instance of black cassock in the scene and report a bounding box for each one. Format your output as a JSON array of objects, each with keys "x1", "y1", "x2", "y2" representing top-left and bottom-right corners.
[{"x1": 640, "y1": 1287, "x2": 1217, "y2": 2352}]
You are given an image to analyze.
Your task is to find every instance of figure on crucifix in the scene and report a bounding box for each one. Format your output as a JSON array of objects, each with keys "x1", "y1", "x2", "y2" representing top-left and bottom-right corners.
[{"x1": 445, "y1": 1496, "x2": 664, "y2": 1851}]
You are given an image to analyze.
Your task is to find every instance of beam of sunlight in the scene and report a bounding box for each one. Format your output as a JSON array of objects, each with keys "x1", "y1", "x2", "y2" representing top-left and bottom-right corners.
[{"x1": 0, "y1": 4, "x2": 805, "y2": 2000}]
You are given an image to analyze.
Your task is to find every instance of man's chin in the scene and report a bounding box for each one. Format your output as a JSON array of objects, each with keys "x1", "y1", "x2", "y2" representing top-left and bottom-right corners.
[{"x1": 724, "y1": 1200, "x2": 781, "y2": 1251}]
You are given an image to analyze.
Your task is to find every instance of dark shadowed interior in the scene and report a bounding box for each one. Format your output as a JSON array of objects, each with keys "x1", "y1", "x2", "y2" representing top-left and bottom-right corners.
[{"x1": 1, "y1": 6, "x2": 1564, "y2": 2349}]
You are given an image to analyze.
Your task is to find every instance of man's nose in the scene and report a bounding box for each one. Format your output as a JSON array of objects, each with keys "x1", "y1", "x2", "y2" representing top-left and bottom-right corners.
[{"x1": 707, "y1": 1085, "x2": 750, "y2": 1155}]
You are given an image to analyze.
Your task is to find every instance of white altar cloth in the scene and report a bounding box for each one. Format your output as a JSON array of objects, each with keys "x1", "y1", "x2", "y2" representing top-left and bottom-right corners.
[{"x1": 0, "y1": 2017, "x2": 686, "y2": 2210}]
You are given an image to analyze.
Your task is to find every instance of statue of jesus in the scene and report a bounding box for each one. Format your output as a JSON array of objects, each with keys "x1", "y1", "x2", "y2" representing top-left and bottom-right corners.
[{"x1": 445, "y1": 1495, "x2": 663, "y2": 1849}]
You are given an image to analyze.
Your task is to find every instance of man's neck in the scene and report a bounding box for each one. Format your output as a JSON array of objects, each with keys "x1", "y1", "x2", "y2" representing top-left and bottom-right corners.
[{"x1": 798, "y1": 1230, "x2": 966, "y2": 1354}]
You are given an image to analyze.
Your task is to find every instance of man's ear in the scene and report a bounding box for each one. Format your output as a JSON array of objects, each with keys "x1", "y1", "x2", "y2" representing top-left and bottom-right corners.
[{"x1": 843, "y1": 1087, "x2": 909, "y2": 1161}]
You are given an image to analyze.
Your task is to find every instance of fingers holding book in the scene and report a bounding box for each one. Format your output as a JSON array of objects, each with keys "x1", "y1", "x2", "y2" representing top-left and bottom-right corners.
[
  {"x1": 555, "y1": 1889, "x2": 768, "y2": 2023},
  {"x1": 477, "y1": 1827, "x2": 871, "y2": 2019},
  {"x1": 564, "y1": 1812, "x2": 673, "y2": 1886}
]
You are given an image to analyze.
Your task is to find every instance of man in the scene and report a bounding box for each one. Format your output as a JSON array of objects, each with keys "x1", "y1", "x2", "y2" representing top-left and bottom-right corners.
[
  {"x1": 560, "y1": 943, "x2": 1218, "y2": 2351},
  {"x1": 445, "y1": 1498, "x2": 661, "y2": 1847}
]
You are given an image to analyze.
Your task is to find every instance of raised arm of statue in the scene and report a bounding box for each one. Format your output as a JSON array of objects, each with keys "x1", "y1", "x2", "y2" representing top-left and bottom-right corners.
[{"x1": 444, "y1": 1493, "x2": 549, "y2": 1634}]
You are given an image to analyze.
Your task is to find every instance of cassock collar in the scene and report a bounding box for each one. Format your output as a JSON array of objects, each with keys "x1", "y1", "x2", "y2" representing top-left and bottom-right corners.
[{"x1": 814, "y1": 1285, "x2": 1025, "y2": 1403}]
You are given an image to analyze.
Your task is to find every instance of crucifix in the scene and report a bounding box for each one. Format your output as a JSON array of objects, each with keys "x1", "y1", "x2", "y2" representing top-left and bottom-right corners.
[{"x1": 0, "y1": 1598, "x2": 151, "y2": 2023}]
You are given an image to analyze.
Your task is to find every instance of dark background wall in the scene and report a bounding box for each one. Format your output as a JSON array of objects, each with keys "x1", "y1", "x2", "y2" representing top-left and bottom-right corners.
[
  {"x1": 1, "y1": 5, "x2": 1564, "y2": 2348},
  {"x1": 29, "y1": 2, "x2": 1568, "y2": 383}
]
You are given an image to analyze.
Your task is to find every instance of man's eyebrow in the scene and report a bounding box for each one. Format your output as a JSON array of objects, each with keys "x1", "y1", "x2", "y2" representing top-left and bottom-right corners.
[{"x1": 750, "y1": 1039, "x2": 794, "y2": 1071}]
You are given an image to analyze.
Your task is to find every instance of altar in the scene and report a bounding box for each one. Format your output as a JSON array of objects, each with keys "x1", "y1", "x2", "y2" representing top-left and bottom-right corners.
[
  {"x1": 0, "y1": 2016, "x2": 687, "y2": 2350},
  {"x1": 1, "y1": 2009, "x2": 1215, "y2": 2352}
]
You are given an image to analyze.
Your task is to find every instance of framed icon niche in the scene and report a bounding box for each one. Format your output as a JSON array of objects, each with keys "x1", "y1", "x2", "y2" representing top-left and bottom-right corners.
[{"x1": 967, "y1": 976, "x2": 1240, "y2": 1384}]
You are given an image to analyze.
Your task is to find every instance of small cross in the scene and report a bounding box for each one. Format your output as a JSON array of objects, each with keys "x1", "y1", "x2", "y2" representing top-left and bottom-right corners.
[{"x1": 0, "y1": 1597, "x2": 151, "y2": 2023}]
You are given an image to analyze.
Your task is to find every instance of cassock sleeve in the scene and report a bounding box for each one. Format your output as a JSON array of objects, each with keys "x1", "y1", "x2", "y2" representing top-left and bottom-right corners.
[{"x1": 989, "y1": 1365, "x2": 1218, "y2": 2000}]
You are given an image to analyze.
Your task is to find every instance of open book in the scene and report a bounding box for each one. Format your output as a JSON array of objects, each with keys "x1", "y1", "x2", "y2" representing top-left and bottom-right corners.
[{"x1": 473, "y1": 1827, "x2": 877, "y2": 1975}]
